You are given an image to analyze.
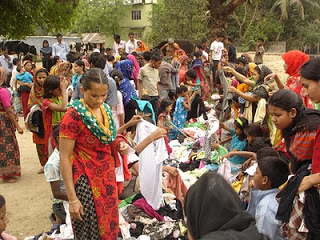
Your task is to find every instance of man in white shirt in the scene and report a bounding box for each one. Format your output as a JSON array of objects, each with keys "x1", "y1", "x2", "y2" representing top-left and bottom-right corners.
[
  {"x1": 209, "y1": 32, "x2": 225, "y2": 89},
  {"x1": 52, "y1": 33, "x2": 70, "y2": 61},
  {"x1": 125, "y1": 32, "x2": 138, "y2": 54},
  {"x1": 113, "y1": 34, "x2": 126, "y2": 57},
  {"x1": 0, "y1": 46, "x2": 14, "y2": 87}
]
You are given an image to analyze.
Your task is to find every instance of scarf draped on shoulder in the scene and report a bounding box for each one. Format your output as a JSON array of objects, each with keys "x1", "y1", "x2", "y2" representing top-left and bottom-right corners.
[{"x1": 69, "y1": 99, "x2": 116, "y2": 144}]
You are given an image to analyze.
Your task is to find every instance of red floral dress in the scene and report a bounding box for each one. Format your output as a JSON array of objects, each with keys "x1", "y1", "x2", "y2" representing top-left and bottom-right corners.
[{"x1": 60, "y1": 108, "x2": 119, "y2": 239}]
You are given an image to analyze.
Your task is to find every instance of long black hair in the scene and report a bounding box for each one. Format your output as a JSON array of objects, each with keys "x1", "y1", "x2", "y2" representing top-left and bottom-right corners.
[
  {"x1": 158, "y1": 98, "x2": 173, "y2": 116},
  {"x1": 234, "y1": 117, "x2": 248, "y2": 141},
  {"x1": 268, "y1": 89, "x2": 304, "y2": 114},
  {"x1": 300, "y1": 57, "x2": 320, "y2": 81}
]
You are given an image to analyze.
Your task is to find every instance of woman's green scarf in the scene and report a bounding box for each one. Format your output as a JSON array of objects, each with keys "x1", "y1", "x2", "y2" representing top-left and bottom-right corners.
[{"x1": 70, "y1": 99, "x2": 116, "y2": 144}]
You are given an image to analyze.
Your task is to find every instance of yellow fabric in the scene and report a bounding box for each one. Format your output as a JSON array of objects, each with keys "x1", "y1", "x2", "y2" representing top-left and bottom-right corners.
[
  {"x1": 237, "y1": 83, "x2": 250, "y2": 93},
  {"x1": 248, "y1": 63, "x2": 257, "y2": 76},
  {"x1": 79, "y1": 99, "x2": 111, "y2": 137}
]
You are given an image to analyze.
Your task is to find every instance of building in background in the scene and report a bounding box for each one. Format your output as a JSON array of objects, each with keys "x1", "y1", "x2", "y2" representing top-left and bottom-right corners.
[{"x1": 104, "y1": 0, "x2": 157, "y2": 48}]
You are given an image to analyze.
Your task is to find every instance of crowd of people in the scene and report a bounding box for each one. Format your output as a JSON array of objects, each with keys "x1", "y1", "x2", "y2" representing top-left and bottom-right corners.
[{"x1": 1, "y1": 31, "x2": 320, "y2": 240}]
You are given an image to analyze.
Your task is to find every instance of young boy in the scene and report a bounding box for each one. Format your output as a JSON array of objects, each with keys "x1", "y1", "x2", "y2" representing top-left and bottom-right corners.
[
  {"x1": 44, "y1": 125, "x2": 68, "y2": 224},
  {"x1": 254, "y1": 38, "x2": 265, "y2": 64},
  {"x1": 16, "y1": 66, "x2": 33, "y2": 85},
  {"x1": 248, "y1": 156, "x2": 289, "y2": 240}
]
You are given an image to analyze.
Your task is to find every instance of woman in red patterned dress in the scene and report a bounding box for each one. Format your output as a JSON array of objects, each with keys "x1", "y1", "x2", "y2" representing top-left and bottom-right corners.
[
  {"x1": 265, "y1": 50, "x2": 313, "y2": 108},
  {"x1": 60, "y1": 68, "x2": 128, "y2": 239}
]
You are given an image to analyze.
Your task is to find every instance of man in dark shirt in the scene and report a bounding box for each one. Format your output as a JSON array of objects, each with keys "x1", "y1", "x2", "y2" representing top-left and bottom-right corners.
[{"x1": 226, "y1": 37, "x2": 237, "y2": 64}]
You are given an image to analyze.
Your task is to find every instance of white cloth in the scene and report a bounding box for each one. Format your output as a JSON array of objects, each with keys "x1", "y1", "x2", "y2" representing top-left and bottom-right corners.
[
  {"x1": 0, "y1": 55, "x2": 13, "y2": 73},
  {"x1": 254, "y1": 98, "x2": 267, "y2": 124},
  {"x1": 10, "y1": 66, "x2": 18, "y2": 89},
  {"x1": 126, "y1": 39, "x2": 138, "y2": 54},
  {"x1": 44, "y1": 148, "x2": 66, "y2": 204},
  {"x1": 210, "y1": 41, "x2": 224, "y2": 61},
  {"x1": 134, "y1": 120, "x2": 168, "y2": 210},
  {"x1": 113, "y1": 40, "x2": 126, "y2": 57},
  {"x1": 112, "y1": 91, "x2": 124, "y2": 129},
  {"x1": 52, "y1": 41, "x2": 70, "y2": 61}
]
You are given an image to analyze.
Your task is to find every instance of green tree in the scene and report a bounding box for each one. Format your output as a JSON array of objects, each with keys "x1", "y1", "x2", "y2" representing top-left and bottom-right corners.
[
  {"x1": 71, "y1": 0, "x2": 128, "y2": 35},
  {"x1": 0, "y1": 0, "x2": 78, "y2": 39},
  {"x1": 150, "y1": 0, "x2": 209, "y2": 44},
  {"x1": 272, "y1": 0, "x2": 320, "y2": 20}
]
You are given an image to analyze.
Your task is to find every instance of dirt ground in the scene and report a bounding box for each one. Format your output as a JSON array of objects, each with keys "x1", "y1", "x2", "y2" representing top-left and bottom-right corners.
[{"x1": 0, "y1": 53, "x2": 288, "y2": 240}]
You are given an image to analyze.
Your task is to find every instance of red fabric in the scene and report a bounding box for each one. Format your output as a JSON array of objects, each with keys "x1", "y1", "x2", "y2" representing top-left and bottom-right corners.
[
  {"x1": 20, "y1": 91, "x2": 30, "y2": 120},
  {"x1": 166, "y1": 173, "x2": 188, "y2": 206},
  {"x1": 312, "y1": 125, "x2": 320, "y2": 174},
  {"x1": 42, "y1": 99, "x2": 56, "y2": 158},
  {"x1": 285, "y1": 76, "x2": 313, "y2": 109},
  {"x1": 111, "y1": 135, "x2": 132, "y2": 195},
  {"x1": 132, "y1": 198, "x2": 164, "y2": 221},
  {"x1": 164, "y1": 136, "x2": 172, "y2": 155},
  {"x1": 59, "y1": 107, "x2": 119, "y2": 239},
  {"x1": 282, "y1": 50, "x2": 310, "y2": 77}
]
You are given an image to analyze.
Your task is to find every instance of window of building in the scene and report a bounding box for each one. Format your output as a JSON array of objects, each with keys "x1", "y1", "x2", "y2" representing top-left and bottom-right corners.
[
  {"x1": 132, "y1": 10, "x2": 141, "y2": 20},
  {"x1": 131, "y1": 0, "x2": 145, "y2": 4},
  {"x1": 134, "y1": 32, "x2": 142, "y2": 39}
]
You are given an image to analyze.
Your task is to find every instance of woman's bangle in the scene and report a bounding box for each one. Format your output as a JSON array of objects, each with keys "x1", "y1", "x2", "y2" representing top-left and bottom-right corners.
[{"x1": 69, "y1": 199, "x2": 79, "y2": 204}]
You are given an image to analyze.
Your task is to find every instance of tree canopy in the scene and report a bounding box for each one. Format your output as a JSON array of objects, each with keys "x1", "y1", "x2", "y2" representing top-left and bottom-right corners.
[
  {"x1": 0, "y1": 0, "x2": 78, "y2": 39},
  {"x1": 71, "y1": 0, "x2": 128, "y2": 35}
]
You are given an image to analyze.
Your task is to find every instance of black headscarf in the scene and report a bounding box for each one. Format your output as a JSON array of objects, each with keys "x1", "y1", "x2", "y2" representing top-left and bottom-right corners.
[{"x1": 185, "y1": 172, "x2": 268, "y2": 240}]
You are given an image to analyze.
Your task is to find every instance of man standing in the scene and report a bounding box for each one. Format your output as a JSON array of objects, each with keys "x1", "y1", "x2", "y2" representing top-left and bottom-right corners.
[
  {"x1": 158, "y1": 59, "x2": 175, "y2": 100},
  {"x1": 52, "y1": 33, "x2": 70, "y2": 61},
  {"x1": 0, "y1": 46, "x2": 13, "y2": 87},
  {"x1": 209, "y1": 32, "x2": 225, "y2": 89},
  {"x1": 125, "y1": 32, "x2": 138, "y2": 54},
  {"x1": 254, "y1": 38, "x2": 265, "y2": 64},
  {"x1": 226, "y1": 37, "x2": 237, "y2": 64},
  {"x1": 137, "y1": 54, "x2": 162, "y2": 116},
  {"x1": 113, "y1": 34, "x2": 126, "y2": 57}
]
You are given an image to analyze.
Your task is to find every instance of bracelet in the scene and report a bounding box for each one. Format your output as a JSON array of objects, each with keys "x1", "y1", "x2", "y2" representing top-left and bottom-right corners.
[{"x1": 69, "y1": 199, "x2": 79, "y2": 204}]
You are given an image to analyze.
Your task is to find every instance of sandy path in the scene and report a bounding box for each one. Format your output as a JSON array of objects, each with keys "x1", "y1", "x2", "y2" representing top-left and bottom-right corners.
[{"x1": 0, "y1": 54, "x2": 287, "y2": 239}]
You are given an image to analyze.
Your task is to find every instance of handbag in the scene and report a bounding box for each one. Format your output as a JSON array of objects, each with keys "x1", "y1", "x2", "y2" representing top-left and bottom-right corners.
[{"x1": 18, "y1": 85, "x2": 31, "y2": 92}]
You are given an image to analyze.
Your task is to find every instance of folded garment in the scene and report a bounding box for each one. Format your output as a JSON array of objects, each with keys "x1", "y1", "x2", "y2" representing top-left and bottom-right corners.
[{"x1": 133, "y1": 198, "x2": 164, "y2": 221}]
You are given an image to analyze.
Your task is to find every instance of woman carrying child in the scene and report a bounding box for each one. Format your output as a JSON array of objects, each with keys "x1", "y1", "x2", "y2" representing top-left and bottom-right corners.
[{"x1": 60, "y1": 68, "x2": 128, "y2": 239}]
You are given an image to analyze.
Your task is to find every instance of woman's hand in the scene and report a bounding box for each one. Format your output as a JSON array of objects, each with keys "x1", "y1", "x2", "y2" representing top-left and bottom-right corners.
[
  {"x1": 128, "y1": 115, "x2": 143, "y2": 126},
  {"x1": 242, "y1": 159, "x2": 252, "y2": 170},
  {"x1": 69, "y1": 200, "x2": 84, "y2": 221},
  {"x1": 228, "y1": 86, "x2": 237, "y2": 93},
  {"x1": 17, "y1": 126, "x2": 23, "y2": 134},
  {"x1": 60, "y1": 78, "x2": 69, "y2": 89},
  {"x1": 223, "y1": 66, "x2": 234, "y2": 73},
  {"x1": 150, "y1": 127, "x2": 167, "y2": 141},
  {"x1": 264, "y1": 73, "x2": 277, "y2": 83},
  {"x1": 219, "y1": 122, "x2": 225, "y2": 129},
  {"x1": 117, "y1": 141, "x2": 129, "y2": 155}
]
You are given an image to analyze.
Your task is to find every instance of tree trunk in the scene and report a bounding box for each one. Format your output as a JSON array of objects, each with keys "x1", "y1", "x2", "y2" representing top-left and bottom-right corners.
[{"x1": 207, "y1": 0, "x2": 247, "y2": 40}]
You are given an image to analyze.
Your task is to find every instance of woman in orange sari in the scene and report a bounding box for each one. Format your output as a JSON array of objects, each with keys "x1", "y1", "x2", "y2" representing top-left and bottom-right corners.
[{"x1": 135, "y1": 40, "x2": 149, "y2": 53}]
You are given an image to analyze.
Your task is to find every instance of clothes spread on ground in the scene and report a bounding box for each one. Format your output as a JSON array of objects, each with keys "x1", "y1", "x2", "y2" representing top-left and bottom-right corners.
[{"x1": 134, "y1": 120, "x2": 168, "y2": 210}]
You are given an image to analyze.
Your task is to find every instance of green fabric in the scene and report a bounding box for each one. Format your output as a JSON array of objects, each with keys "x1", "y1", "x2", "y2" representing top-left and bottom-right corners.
[
  {"x1": 51, "y1": 97, "x2": 64, "y2": 125},
  {"x1": 70, "y1": 99, "x2": 116, "y2": 144},
  {"x1": 184, "y1": 122, "x2": 207, "y2": 130},
  {"x1": 211, "y1": 145, "x2": 228, "y2": 164},
  {"x1": 314, "y1": 103, "x2": 320, "y2": 110},
  {"x1": 118, "y1": 194, "x2": 136, "y2": 209}
]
